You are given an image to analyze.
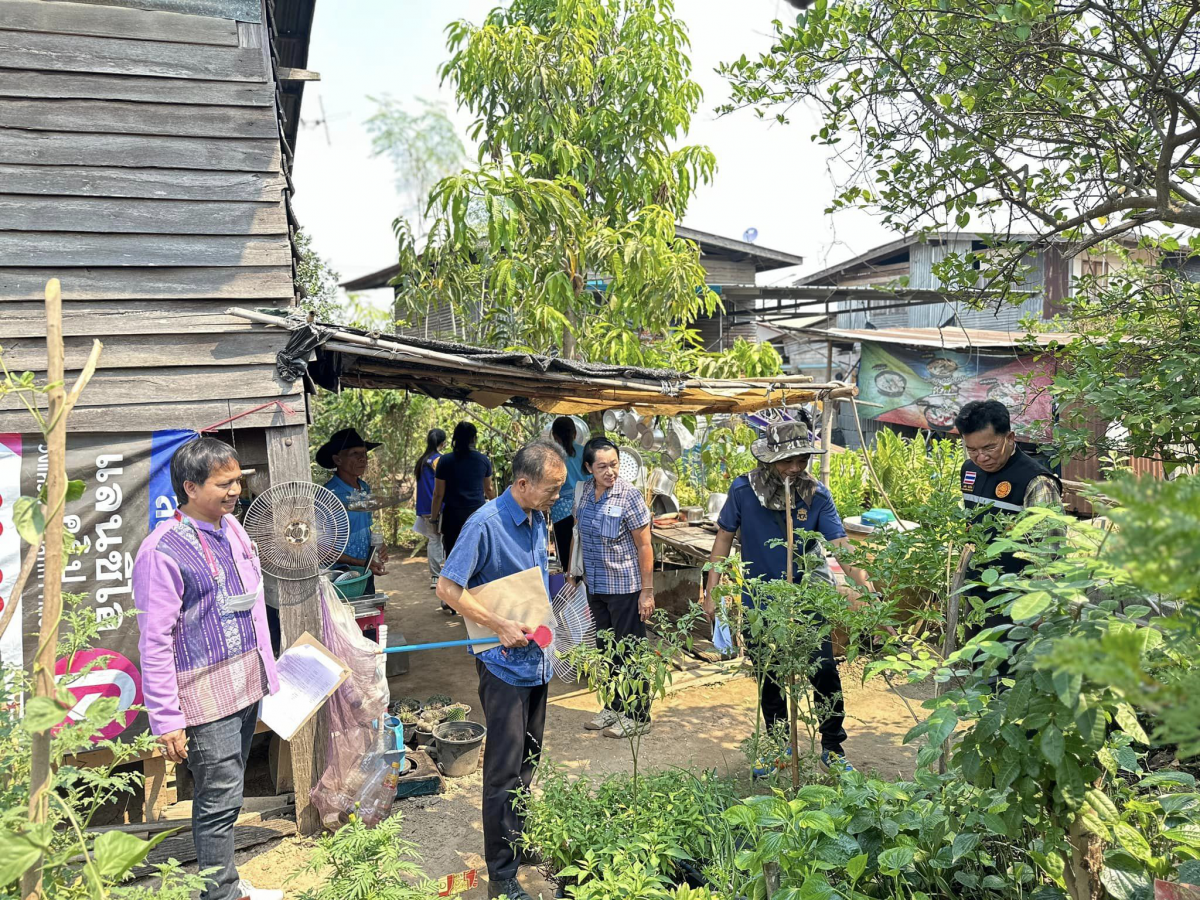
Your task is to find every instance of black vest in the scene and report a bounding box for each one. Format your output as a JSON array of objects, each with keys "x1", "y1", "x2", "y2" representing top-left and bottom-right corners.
[{"x1": 961, "y1": 447, "x2": 1060, "y2": 575}]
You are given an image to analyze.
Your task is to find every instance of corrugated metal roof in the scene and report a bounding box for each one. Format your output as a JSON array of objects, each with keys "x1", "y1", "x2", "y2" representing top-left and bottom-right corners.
[{"x1": 798, "y1": 326, "x2": 1074, "y2": 349}]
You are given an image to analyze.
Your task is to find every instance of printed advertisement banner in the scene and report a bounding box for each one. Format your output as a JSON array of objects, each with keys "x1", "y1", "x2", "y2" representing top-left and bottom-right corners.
[
  {"x1": 857, "y1": 341, "x2": 1055, "y2": 440},
  {"x1": 0, "y1": 430, "x2": 196, "y2": 741}
]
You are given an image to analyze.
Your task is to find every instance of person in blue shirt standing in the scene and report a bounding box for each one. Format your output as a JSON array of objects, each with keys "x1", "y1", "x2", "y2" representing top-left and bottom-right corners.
[
  {"x1": 414, "y1": 428, "x2": 447, "y2": 591},
  {"x1": 547, "y1": 416, "x2": 586, "y2": 562},
  {"x1": 702, "y1": 416, "x2": 875, "y2": 773},
  {"x1": 436, "y1": 441, "x2": 567, "y2": 900},
  {"x1": 318, "y1": 428, "x2": 387, "y2": 595}
]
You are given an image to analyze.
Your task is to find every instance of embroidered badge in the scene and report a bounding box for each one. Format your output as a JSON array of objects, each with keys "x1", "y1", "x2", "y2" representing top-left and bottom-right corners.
[
  {"x1": 995, "y1": 481, "x2": 1012, "y2": 499},
  {"x1": 962, "y1": 471, "x2": 977, "y2": 491},
  {"x1": 796, "y1": 508, "x2": 808, "y2": 522}
]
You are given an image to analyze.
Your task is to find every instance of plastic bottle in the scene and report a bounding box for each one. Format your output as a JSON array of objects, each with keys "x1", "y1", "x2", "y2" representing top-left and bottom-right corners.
[{"x1": 354, "y1": 755, "x2": 398, "y2": 827}]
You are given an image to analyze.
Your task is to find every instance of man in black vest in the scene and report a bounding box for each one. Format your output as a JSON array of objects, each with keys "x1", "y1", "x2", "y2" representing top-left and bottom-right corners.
[{"x1": 955, "y1": 400, "x2": 1062, "y2": 654}]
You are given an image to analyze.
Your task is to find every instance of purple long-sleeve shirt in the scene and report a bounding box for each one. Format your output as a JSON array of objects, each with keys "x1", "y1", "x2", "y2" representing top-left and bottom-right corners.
[{"x1": 132, "y1": 512, "x2": 278, "y2": 735}]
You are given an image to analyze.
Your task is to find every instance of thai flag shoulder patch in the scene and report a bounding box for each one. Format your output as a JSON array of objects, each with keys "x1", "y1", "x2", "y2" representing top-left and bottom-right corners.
[{"x1": 962, "y1": 471, "x2": 977, "y2": 491}]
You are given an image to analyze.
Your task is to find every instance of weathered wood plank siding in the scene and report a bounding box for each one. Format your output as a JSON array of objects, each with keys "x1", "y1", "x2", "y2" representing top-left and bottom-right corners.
[{"x1": 0, "y1": 0, "x2": 299, "y2": 432}]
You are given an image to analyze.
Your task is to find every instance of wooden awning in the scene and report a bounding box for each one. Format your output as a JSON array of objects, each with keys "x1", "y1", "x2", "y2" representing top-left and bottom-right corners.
[{"x1": 230, "y1": 308, "x2": 857, "y2": 415}]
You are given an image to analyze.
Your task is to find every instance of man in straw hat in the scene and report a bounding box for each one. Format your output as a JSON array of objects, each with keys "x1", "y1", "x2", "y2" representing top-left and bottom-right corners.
[
  {"x1": 317, "y1": 427, "x2": 387, "y2": 595},
  {"x1": 703, "y1": 412, "x2": 876, "y2": 774}
]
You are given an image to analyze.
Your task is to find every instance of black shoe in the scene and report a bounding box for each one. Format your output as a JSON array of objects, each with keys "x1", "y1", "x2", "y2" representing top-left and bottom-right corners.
[
  {"x1": 487, "y1": 876, "x2": 532, "y2": 900},
  {"x1": 518, "y1": 845, "x2": 541, "y2": 868},
  {"x1": 440, "y1": 603, "x2": 457, "y2": 616}
]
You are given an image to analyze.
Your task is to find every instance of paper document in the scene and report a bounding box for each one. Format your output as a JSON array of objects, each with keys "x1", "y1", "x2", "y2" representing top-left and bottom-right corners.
[
  {"x1": 462, "y1": 566, "x2": 554, "y2": 656},
  {"x1": 259, "y1": 632, "x2": 349, "y2": 741}
]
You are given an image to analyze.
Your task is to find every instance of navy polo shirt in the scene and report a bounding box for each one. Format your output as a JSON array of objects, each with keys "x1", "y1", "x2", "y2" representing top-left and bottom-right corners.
[
  {"x1": 717, "y1": 474, "x2": 846, "y2": 605},
  {"x1": 440, "y1": 488, "x2": 551, "y2": 686}
]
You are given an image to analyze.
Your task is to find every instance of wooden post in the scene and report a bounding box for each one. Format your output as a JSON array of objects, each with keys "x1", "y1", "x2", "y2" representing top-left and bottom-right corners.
[
  {"x1": 937, "y1": 544, "x2": 974, "y2": 775},
  {"x1": 819, "y1": 394, "x2": 835, "y2": 486},
  {"x1": 264, "y1": 423, "x2": 324, "y2": 835}
]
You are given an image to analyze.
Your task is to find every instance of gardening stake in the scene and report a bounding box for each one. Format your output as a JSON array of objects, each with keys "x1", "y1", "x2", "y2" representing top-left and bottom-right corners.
[{"x1": 784, "y1": 477, "x2": 800, "y2": 792}]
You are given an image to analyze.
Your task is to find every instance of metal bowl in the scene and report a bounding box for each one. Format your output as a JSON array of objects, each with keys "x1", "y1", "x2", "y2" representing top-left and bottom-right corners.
[
  {"x1": 705, "y1": 492, "x2": 728, "y2": 519},
  {"x1": 681, "y1": 506, "x2": 704, "y2": 524},
  {"x1": 651, "y1": 494, "x2": 680, "y2": 516},
  {"x1": 570, "y1": 415, "x2": 591, "y2": 444},
  {"x1": 602, "y1": 409, "x2": 625, "y2": 432}
]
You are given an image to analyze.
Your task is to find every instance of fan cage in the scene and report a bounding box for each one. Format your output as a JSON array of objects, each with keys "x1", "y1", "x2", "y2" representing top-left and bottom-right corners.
[{"x1": 243, "y1": 481, "x2": 350, "y2": 580}]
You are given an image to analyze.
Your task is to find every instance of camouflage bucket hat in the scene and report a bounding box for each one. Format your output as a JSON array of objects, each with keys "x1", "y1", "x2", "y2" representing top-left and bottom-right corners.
[{"x1": 750, "y1": 419, "x2": 827, "y2": 463}]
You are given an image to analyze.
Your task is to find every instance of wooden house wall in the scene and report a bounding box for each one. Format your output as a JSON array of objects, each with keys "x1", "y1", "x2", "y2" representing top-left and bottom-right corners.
[{"x1": 0, "y1": 0, "x2": 301, "y2": 434}]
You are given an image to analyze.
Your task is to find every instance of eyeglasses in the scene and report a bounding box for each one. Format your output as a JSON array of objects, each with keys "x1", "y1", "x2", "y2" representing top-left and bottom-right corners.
[{"x1": 965, "y1": 441, "x2": 1005, "y2": 458}]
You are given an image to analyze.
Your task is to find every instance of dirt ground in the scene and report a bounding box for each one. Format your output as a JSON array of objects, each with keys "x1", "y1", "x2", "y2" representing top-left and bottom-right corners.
[{"x1": 218, "y1": 552, "x2": 931, "y2": 900}]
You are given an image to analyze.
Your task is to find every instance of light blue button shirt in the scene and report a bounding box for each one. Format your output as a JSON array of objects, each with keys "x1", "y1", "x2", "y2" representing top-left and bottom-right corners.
[{"x1": 440, "y1": 489, "x2": 551, "y2": 686}]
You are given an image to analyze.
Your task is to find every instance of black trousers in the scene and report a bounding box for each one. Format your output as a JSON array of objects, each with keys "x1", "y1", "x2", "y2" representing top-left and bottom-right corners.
[
  {"x1": 747, "y1": 635, "x2": 846, "y2": 755},
  {"x1": 476, "y1": 660, "x2": 548, "y2": 880},
  {"x1": 587, "y1": 590, "x2": 650, "y2": 723},
  {"x1": 441, "y1": 505, "x2": 479, "y2": 559},
  {"x1": 552, "y1": 516, "x2": 574, "y2": 566}
]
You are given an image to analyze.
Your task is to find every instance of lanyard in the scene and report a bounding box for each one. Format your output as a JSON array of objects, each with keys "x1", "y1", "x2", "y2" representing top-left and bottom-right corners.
[{"x1": 174, "y1": 510, "x2": 221, "y2": 581}]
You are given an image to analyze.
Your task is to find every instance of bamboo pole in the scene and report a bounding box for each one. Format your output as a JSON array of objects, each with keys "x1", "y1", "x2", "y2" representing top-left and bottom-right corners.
[
  {"x1": 784, "y1": 477, "x2": 801, "y2": 792},
  {"x1": 24, "y1": 280, "x2": 66, "y2": 900}
]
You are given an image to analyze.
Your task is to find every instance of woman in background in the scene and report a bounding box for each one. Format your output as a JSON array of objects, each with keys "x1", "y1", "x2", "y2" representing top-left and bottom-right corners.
[
  {"x1": 414, "y1": 428, "x2": 447, "y2": 591},
  {"x1": 429, "y1": 423, "x2": 495, "y2": 613},
  {"x1": 548, "y1": 417, "x2": 586, "y2": 566}
]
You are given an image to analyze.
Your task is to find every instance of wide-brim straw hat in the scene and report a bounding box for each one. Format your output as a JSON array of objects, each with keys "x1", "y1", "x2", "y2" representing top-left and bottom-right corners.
[
  {"x1": 316, "y1": 427, "x2": 382, "y2": 470},
  {"x1": 750, "y1": 420, "x2": 827, "y2": 463}
]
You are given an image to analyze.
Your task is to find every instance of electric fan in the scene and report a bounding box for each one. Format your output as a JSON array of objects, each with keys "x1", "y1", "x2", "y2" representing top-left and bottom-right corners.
[
  {"x1": 242, "y1": 481, "x2": 350, "y2": 579},
  {"x1": 546, "y1": 583, "x2": 597, "y2": 682}
]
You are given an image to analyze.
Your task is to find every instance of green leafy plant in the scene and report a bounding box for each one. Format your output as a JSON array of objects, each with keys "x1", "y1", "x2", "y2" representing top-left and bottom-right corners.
[
  {"x1": 519, "y1": 764, "x2": 738, "y2": 893},
  {"x1": 568, "y1": 607, "x2": 705, "y2": 804},
  {"x1": 293, "y1": 812, "x2": 437, "y2": 900},
  {"x1": 2, "y1": 601, "x2": 204, "y2": 900}
]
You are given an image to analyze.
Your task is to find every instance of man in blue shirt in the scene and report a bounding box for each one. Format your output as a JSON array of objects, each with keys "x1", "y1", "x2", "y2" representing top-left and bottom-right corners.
[
  {"x1": 318, "y1": 428, "x2": 387, "y2": 594},
  {"x1": 703, "y1": 416, "x2": 875, "y2": 772},
  {"x1": 436, "y1": 440, "x2": 567, "y2": 900}
]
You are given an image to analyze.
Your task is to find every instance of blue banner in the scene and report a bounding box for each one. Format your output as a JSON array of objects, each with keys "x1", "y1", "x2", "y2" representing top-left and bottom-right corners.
[{"x1": 148, "y1": 429, "x2": 197, "y2": 531}]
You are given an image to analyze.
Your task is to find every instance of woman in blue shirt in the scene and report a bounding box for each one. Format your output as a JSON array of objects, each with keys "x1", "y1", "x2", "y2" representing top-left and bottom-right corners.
[
  {"x1": 567, "y1": 437, "x2": 654, "y2": 739},
  {"x1": 548, "y1": 416, "x2": 586, "y2": 565},
  {"x1": 429, "y1": 422, "x2": 496, "y2": 560},
  {"x1": 414, "y1": 428, "x2": 447, "y2": 591}
]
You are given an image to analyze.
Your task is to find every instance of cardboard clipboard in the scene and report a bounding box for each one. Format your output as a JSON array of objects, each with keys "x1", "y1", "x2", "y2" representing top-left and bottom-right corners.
[
  {"x1": 258, "y1": 631, "x2": 350, "y2": 740},
  {"x1": 461, "y1": 566, "x2": 555, "y2": 655}
]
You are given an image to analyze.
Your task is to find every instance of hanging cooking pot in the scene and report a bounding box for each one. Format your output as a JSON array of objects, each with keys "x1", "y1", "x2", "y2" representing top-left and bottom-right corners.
[
  {"x1": 602, "y1": 409, "x2": 625, "y2": 432},
  {"x1": 705, "y1": 492, "x2": 728, "y2": 520},
  {"x1": 621, "y1": 409, "x2": 643, "y2": 440},
  {"x1": 640, "y1": 423, "x2": 665, "y2": 452},
  {"x1": 646, "y1": 468, "x2": 679, "y2": 496}
]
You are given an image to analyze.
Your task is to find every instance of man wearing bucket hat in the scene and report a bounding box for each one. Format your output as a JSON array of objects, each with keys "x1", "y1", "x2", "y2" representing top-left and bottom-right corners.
[
  {"x1": 318, "y1": 427, "x2": 388, "y2": 595},
  {"x1": 703, "y1": 413, "x2": 876, "y2": 774}
]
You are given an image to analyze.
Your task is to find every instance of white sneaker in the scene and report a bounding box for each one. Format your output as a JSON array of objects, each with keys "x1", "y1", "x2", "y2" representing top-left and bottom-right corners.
[
  {"x1": 237, "y1": 879, "x2": 283, "y2": 900},
  {"x1": 584, "y1": 709, "x2": 619, "y2": 731},
  {"x1": 602, "y1": 715, "x2": 650, "y2": 739}
]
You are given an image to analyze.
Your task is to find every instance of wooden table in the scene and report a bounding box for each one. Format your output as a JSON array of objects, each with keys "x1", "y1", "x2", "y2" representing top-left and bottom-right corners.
[{"x1": 651, "y1": 521, "x2": 721, "y2": 565}]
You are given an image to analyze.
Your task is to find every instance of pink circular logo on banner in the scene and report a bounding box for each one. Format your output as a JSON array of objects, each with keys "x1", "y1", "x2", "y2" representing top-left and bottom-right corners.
[{"x1": 54, "y1": 649, "x2": 143, "y2": 741}]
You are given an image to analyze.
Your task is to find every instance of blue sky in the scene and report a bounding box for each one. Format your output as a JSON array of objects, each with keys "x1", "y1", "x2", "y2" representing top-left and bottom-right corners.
[{"x1": 290, "y1": 1, "x2": 895, "y2": 306}]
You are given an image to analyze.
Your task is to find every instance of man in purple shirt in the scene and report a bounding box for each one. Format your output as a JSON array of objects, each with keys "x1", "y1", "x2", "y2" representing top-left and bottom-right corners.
[{"x1": 132, "y1": 438, "x2": 281, "y2": 900}]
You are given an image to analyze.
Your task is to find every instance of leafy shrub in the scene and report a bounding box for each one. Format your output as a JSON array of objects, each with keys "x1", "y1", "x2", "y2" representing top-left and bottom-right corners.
[
  {"x1": 520, "y1": 765, "x2": 738, "y2": 891},
  {"x1": 2, "y1": 603, "x2": 206, "y2": 900},
  {"x1": 293, "y1": 813, "x2": 437, "y2": 900}
]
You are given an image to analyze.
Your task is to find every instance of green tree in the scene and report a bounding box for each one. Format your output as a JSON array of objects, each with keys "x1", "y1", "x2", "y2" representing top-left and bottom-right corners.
[
  {"x1": 390, "y1": 0, "x2": 724, "y2": 368},
  {"x1": 295, "y1": 228, "x2": 344, "y2": 322},
  {"x1": 366, "y1": 97, "x2": 466, "y2": 236},
  {"x1": 721, "y1": 0, "x2": 1200, "y2": 465}
]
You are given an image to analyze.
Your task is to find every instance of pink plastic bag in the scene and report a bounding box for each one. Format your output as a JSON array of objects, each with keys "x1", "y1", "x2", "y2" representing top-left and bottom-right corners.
[{"x1": 309, "y1": 576, "x2": 392, "y2": 829}]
